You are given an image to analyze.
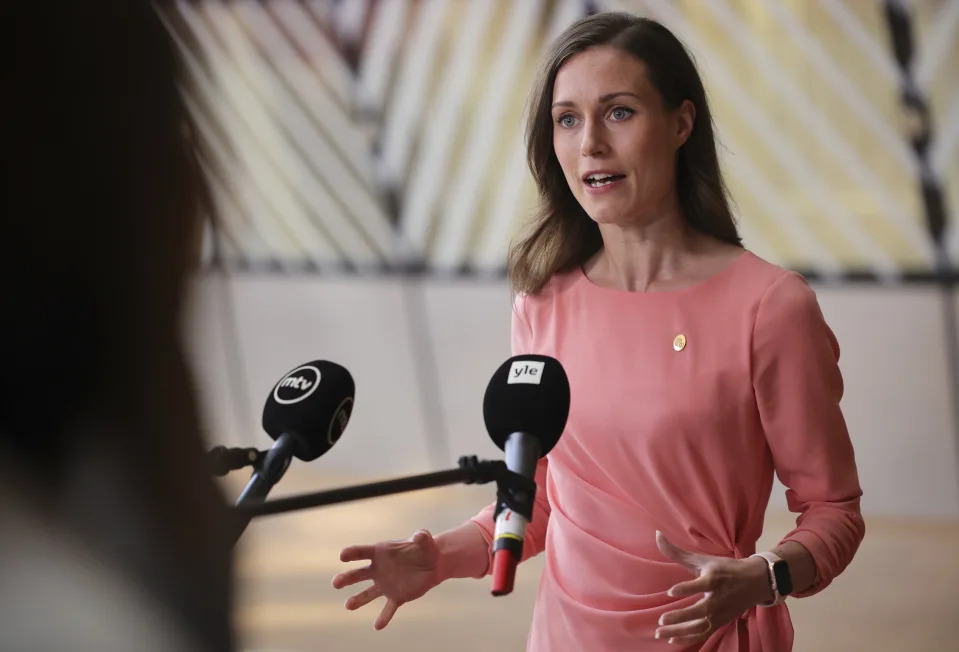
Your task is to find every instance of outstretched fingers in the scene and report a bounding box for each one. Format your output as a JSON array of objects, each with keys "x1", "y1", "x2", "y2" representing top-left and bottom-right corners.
[
  {"x1": 374, "y1": 599, "x2": 400, "y2": 630},
  {"x1": 331, "y1": 565, "x2": 373, "y2": 589},
  {"x1": 339, "y1": 544, "x2": 376, "y2": 563},
  {"x1": 345, "y1": 584, "x2": 382, "y2": 611}
]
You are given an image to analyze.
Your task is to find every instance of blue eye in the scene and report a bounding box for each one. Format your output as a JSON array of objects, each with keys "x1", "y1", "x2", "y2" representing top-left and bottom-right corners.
[
  {"x1": 610, "y1": 107, "x2": 634, "y2": 121},
  {"x1": 557, "y1": 114, "x2": 577, "y2": 128}
]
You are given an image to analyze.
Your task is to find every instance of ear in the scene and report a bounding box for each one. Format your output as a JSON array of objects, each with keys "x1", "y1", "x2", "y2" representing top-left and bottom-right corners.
[{"x1": 675, "y1": 99, "x2": 696, "y2": 147}]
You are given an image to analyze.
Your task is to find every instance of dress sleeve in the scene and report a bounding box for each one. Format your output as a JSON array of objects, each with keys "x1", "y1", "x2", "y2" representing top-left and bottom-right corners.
[
  {"x1": 469, "y1": 293, "x2": 552, "y2": 572},
  {"x1": 752, "y1": 272, "x2": 865, "y2": 597}
]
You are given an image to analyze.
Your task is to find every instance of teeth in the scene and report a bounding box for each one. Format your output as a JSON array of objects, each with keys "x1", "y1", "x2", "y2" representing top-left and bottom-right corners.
[{"x1": 586, "y1": 174, "x2": 620, "y2": 187}]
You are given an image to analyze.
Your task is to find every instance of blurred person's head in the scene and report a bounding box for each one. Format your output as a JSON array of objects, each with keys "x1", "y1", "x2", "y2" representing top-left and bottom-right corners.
[
  {"x1": 509, "y1": 12, "x2": 741, "y2": 294},
  {"x1": 5, "y1": 2, "x2": 231, "y2": 648}
]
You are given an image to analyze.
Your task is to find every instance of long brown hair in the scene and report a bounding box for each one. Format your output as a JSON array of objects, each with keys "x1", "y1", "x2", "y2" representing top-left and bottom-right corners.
[
  {"x1": 6, "y1": 2, "x2": 232, "y2": 649},
  {"x1": 508, "y1": 12, "x2": 741, "y2": 295}
]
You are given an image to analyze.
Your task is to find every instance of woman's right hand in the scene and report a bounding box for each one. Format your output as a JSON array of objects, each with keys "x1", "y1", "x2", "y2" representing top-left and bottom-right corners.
[{"x1": 332, "y1": 529, "x2": 444, "y2": 630}]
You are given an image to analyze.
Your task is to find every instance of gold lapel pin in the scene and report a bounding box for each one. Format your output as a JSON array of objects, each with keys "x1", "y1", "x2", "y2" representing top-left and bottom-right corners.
[{"x1": 673, "y1": 334, "x2": 687, "y2": 352}]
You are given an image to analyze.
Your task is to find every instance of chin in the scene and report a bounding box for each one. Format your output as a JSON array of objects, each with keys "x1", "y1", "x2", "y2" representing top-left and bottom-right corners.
[{"x1": 583, "y1": 205, "x2": 634, "y2": 226}]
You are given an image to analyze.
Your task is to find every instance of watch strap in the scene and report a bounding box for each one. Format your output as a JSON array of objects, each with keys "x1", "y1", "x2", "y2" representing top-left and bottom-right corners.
[{"x1": 750, "y1": 551, "x2": 786, "y2": 606}]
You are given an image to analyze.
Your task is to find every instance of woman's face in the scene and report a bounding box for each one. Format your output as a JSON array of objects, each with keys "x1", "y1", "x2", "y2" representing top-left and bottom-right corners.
[{"x1": 550, "y1": 46, "x2": 692, "y2": 227}]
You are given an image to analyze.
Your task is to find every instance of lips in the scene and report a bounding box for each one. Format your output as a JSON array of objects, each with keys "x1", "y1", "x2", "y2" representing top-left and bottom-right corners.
[
  {"x1": 583, "y1": 170, "x2": 626, "y2": 189},
  {"x1": 582, "y1": 171, "x2": 626, "y2": 188}
]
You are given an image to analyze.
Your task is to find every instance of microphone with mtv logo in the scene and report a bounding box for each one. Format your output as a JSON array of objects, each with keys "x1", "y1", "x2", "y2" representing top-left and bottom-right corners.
[{"x1": 230, "y1": 360, "x2": 354, "y2": 544}]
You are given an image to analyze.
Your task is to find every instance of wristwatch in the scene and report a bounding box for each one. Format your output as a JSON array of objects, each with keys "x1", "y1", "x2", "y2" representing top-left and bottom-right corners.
[{"x1": 750, "y1": 551, "x2": 792, "y2": 606}]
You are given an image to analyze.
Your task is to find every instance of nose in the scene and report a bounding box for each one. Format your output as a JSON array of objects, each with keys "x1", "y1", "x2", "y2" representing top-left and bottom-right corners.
[{"x1": 580, "y1": 119, "x2": 607, "y2": 157}]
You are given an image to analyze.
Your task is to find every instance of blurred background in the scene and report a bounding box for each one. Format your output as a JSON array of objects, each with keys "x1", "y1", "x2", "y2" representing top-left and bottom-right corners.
[{"x1": 159, "y1": 0, "x2": 958, "y2": 649}]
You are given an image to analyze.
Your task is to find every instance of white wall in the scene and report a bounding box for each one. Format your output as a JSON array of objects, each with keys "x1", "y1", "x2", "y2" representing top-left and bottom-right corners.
[{"x1": 184, "y1": 275, "x2": 959, "y2": 518}]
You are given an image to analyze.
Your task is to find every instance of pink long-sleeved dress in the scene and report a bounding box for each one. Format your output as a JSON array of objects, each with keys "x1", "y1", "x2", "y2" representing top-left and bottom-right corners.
[{"x1": 471, "y1": 251, "x2": 864, "y2": 651}]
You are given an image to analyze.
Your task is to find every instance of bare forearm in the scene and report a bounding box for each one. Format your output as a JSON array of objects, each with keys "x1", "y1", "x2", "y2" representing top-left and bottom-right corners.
[
  {"x1": 771, "y1": 540, "x2": 817, "y2": 595},
  {"x1": 746, "y1": 541, "x2": 817, "y2": 606},
  {"x1": 435, "y1": 522, "x2": 491, "y2": 582}
]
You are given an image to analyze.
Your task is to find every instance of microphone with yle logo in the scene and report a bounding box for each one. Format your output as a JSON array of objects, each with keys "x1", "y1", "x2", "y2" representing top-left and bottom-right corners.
[
  {"x1": 230, "y1": 360, "x2": 354, "y2": 544},
  {"x1": 483, "y1": 354, "x2": 569, "y2": 596}
]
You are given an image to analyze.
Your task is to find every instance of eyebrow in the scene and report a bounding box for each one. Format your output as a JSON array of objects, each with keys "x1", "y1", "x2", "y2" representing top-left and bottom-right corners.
[{"x1": 551, "y1": 91, "x2": 641, "y2": 109}]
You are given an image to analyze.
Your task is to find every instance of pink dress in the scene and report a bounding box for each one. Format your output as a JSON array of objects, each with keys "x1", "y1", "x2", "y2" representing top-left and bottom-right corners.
[{"x1": 471, "y1": 251, "x2": 864, "y2": 651}]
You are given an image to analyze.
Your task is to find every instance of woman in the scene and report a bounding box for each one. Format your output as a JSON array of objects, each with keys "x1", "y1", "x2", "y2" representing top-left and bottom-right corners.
[
  {"x1": 332, "y1": 13, "x2": 864, "y2": 651},
  {"x1": 3, "y1": 3, "x2": 233, "y2": 650}
]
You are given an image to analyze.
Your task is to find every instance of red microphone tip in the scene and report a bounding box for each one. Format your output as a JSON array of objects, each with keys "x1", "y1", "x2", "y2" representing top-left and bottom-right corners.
[{"x1": 491, "y1": 548, "x2": 517, "y2": 596}]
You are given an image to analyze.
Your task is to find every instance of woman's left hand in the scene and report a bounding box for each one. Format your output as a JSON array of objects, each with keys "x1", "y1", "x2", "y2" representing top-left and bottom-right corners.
[{"x1": 654, "y1": 530, "x2": 772, "y2": 645}]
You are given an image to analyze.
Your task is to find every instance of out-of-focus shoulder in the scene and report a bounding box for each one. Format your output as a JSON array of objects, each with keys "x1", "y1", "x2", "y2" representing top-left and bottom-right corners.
[
  {"x1": 736, "y1": 251, "x2": 817, "y2": 304},
  {"x1": 529, "y1": 267, "x2": 580, "y2": 304}
]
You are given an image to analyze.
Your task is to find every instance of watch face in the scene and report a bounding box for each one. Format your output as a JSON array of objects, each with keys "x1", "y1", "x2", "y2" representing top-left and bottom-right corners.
[{"x1": 772, "y1": 561, "x2": 792, "y2": 596}]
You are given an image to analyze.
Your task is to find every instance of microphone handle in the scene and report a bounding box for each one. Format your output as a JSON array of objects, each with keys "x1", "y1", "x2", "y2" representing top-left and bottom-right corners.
[
  {"x1": 492, "y1": 431, "x2": 541, "y2": 596},
  {"x1": 232, "y1": 433, "x2": 297, "y2": 546}
]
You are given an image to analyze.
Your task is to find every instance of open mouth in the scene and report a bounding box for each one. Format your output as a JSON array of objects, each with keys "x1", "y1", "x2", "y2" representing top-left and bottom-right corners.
[{"x1": 584, "y1": 173, "x2": 626, "y2": 188}]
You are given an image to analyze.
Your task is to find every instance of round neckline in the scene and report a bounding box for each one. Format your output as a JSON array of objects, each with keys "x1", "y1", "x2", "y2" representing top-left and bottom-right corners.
[{"x1": 576, "y1": 250, "x2": 752, "y2": 297}]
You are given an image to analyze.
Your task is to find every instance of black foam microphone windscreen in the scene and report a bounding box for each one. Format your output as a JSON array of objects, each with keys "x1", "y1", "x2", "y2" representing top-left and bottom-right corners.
[
  {"x1": 482, "y1": 354, "x2": 569, "y2": 596},
  {"x1": 261, "y1": 360, "x2": 355, "y2": 461},
  {"x1": 482, "y1": 354, "x2": 569, "y2": 455}
]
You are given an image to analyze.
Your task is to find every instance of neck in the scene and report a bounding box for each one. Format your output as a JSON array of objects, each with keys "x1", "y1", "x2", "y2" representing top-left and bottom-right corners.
[{"x1": 589, "y1": 197, "x2": 704, "y2": 292}]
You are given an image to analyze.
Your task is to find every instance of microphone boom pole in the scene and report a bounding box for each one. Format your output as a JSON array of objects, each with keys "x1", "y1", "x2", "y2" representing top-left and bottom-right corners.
[{"x1": 233, "y1": 456, "x2": 532, "y2": 519}]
